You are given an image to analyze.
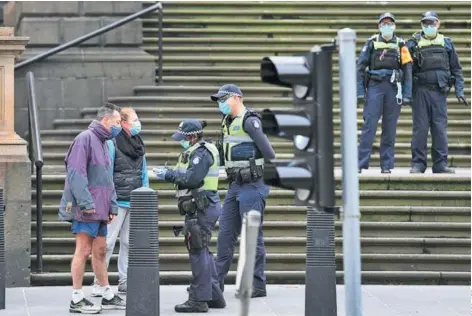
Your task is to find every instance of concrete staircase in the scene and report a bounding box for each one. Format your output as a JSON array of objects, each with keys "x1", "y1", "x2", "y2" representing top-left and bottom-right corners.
[{"x1": 30, "y1": 1, "x2": 471, "y2": 285}]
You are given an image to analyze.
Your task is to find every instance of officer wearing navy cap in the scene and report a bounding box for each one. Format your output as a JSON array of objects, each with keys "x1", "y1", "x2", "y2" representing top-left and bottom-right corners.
[
  {"x1": 153, "y1": 119, "x2": 226, "y2": 312},
  {"x1": 407, "y1": 11, "x2": 467, "y2": 174},
  {"x1": 357, "y1": 12, "x2": 413, "y2": 174},
  {"x1": 210, "y1": 84, "x2": 275, "y2": 298}
]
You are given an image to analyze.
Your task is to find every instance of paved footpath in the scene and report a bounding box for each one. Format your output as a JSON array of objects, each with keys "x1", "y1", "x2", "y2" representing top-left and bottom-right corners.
[{"x1": 0, "y1": 285, "x2": 469, "y2": 316}]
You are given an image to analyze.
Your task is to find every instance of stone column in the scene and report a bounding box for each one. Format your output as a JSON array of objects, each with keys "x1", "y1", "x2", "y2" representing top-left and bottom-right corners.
[{"x1": 0, "y1": 27, "x2": 31, "y2": 287}]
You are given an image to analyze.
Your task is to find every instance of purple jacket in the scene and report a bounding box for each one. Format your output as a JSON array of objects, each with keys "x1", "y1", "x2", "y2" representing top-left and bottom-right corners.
[{"x1": 59, "y1": 120, "x2": 118, "y2": 223}]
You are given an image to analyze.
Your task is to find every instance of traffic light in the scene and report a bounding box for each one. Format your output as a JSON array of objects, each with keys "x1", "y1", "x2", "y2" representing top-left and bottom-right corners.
[
  {"x1": 259, "y1": 44, "x2": 335, "y2": 208},
  {"x1": 259, "y1": 43, "x2": 338, "y2": 316}
]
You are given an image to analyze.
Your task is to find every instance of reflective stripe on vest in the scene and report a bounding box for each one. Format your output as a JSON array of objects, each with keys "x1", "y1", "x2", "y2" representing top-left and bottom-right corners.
[
  {"x1": 222, "y1": 109, "x2": 263, "y2": 168},
  {"x1": 417, "y1": 34, "x2": 445, "y2": 48},
  {"x1": 174, "y1": 141, "x2": 219, "y2": 197},
  {"x1": 372, "y1": 35, "x2": 400, "y2": 50}
]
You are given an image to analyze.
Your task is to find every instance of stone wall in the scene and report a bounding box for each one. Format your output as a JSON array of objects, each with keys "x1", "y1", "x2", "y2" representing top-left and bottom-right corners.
[{"x1": 3, "y1": 1, "x2": 155, "y2": 137}]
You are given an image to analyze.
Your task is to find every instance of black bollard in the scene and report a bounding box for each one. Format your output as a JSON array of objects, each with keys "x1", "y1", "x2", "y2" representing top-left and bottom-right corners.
[
  {"x1": 0, "y1": 188, "x2": 5, "y2": 310},
  {"x1": 126, "y1": 187, "x2": 160, "y2": 316}
]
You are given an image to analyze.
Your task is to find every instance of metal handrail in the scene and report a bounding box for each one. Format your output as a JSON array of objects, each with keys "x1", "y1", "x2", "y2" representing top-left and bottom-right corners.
[
  {"x1": 15, "y1": 2, "x2": 163, "y2": 81},
  {"x1": 25, "y1": 71, "x2": 44, "y2": 273}
]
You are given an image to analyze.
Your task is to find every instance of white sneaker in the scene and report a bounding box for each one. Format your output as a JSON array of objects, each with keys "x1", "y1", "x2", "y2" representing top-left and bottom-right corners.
[{"x1": 90, "y1": 280, "x2": 103, "y2": 297}]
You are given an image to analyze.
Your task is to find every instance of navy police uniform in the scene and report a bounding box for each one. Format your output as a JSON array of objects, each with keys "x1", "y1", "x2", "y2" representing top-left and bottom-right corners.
[
  {"x1": 357, "y1": 13, "x2": 413, "y2": 173},
  {"x1": 211, "y1": 84, "x2": 275, "y2": 298},
  {"x1": 155, "y1": 120, "x2": 226, "y2": 313},
  {"x1": 407, "y1": 11, "x2": 467, "y2": 173}
]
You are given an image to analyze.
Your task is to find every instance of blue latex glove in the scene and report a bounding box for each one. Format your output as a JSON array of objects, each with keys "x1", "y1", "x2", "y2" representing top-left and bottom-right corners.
[{"x1": 152, "y1": 168, "x2": 167, "y2": 180}]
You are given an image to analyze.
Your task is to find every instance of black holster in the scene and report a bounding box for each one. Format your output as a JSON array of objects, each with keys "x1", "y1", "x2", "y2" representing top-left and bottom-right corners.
[
  {"x1": 183, "y1": 217, "x2": 209, "y2": 253},
  {"x1": 227, "y1": 160, "x2": 263, "y2": 185},
  {"x1": 177, "y1": 189, "x2": 209, "y2": 216}
]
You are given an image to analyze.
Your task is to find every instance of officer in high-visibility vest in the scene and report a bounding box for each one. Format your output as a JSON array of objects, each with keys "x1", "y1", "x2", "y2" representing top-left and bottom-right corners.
[
  {"x1": 211, "y1": 84, "x2": 276, "y2": 298},
  {"x1": 153, "y1": 120, "x2": 226, "y2": 313},
  {"x1": 357, "y1": 12, "x2": 413, "y2": 174},
  {"x1": 407, "y1": 11, "x2": 468, "y2": 174}
]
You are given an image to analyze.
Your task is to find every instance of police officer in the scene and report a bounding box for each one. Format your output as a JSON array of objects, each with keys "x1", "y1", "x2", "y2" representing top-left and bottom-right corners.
[
  {"x1": 153, "y1": 120, "x2": 226, "y2": 313},
  {"x1": 357, "y1": 12, "x2": 413, "y2": 174},
  {"x1": 210, "y1": 84, "x2": 276, "y2": 298},
  {"x1": 407, "y1": 11, "x2": 468, "y2": 174}
]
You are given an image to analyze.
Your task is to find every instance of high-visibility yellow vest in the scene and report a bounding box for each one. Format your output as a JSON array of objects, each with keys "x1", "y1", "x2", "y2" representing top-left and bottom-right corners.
[{"x1": 174, "y1": 141, "x2": 219, "y2": 197}]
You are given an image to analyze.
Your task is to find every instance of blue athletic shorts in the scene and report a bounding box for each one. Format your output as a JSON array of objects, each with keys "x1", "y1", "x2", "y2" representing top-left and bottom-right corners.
[{"x1": 71, "y1": 220, "x2": 107, "y2": 238}]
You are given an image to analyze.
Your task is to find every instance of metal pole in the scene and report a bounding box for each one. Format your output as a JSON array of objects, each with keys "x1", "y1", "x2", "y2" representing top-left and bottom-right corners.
[
  {"x1": 0, "y1": 188, "x2": 5, "y2": 310},
  {"x1": 337, "y1": 28, "x2": 362, "y2": 316},
  {"x1": 236, "y1": 210, "x2": 261, "y2": 316},
  {"x1": 157, "y1": 4, "x2": 164, "y2": 85},
  {"x1": 304, "y1": 45, "x2": 337, "y2": 316},
  {"x1": 15, "y1": 2, "x2": 163, "y2": 70},
  {"x1": 35, "y1": 165, "x2": 43, "y2": 273}
]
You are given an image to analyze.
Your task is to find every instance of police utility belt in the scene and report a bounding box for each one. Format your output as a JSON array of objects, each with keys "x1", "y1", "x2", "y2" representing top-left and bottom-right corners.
[
  {"x1": 226, "y1": 158, "x2": 264, "y2": 185},
  {"x1": 177, "y1": 188, "x2": 209, "y2": 216}
]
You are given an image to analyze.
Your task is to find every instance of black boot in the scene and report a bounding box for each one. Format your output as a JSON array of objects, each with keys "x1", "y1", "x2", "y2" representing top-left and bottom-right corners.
[
  {"x1": 433, "y1": 167, "x2": 455, "y2": 174},
  {"x1": 174, "y1": 300, "x2": 208, "y2": 313},
  {"x1": 381, "y1": 169, "x2": 391, "y2": 174},
  {"x1": 235, "y1": 288, "x2": 267, "y2": 299},
  {"x1": 410, "y1": 167, "x2": 424, "y2": 174},
  {"x1": 207, "y1": 298, "x2": 226, "y2": 309}
]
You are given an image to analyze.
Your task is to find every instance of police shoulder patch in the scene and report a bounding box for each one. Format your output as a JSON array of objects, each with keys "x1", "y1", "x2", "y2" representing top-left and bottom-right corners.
[
  {"x1": 252, "y1": 120, "x2": 260, "y2": 129},
  {"x1": 192, "y1": 156, "x2": 201, "y2": 165}
]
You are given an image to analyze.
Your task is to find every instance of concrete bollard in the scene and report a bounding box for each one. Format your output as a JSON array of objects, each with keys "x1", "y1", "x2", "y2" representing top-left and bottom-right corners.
[{"x1": 126, "y1": 187, "x2": 160, "y2": 316}]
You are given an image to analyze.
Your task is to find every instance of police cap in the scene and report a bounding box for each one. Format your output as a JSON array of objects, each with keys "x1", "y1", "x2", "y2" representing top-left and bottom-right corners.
[
  {"x1": 421, "y1": 11, "x2": 439, "y2": 22},
  {"x1": 378, "y1": 12, "x2": 396, "y2": 23},
  {"x1": 210, "y1": 84, "x2": 243, "y2": 102},
  {"x1": 171, "y1": 119, "x2": 207, "y2": 141}
]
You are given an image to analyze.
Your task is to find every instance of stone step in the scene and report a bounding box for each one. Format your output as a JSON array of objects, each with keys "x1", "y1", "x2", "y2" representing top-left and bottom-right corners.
[
  {"x1": 156, "y1": 64, "x2": 470, "y2": 79},
  {"x1": 39, "y1": 129, "x2": 471, "y2": 145},
  {"x1": 145, "y1": 17, "x2": 470, "y2": 29},
  {"x1": 51, "y1": 118, "x2": 472, "y2": 133},
  {"x1": 40, "y1": 140, "x2": 471, "y2": 156},
  {"x1": 30, "y1": 253, "x2": 470, "y2": 273},
  {"x1": 40, "y1": 152, "x2": 471, "y2": 168},
  {"x1": 140, "y1": 36, "x2": 472, "y2": 47},
  {"x1": 143, "y1": 8, "x2": 471, "y2": 19},
  {"x1": 31, "y1": 220, "x2": 470, "y2": 239},
  {"x1": 145, "y1": 53, "x2": 472, "y2": 68},
  {"x1": 29, "y1": 270, "x2": 471, "y2": 286},
  {"x1": 33, "y1": 189, "x2": 471, "y2": 207},
  {"x1": 31, "y1": 237, "x2": 471, "y2": 255},
  {"x1": 106, "y1": 95, "x2": 471, "y2": 108},
  {"x1": 146, "y1": 1, "x2": 469, "y2": 10},
  {"x1": 147, "y1": 45, "x2": 470, "y2": 59},
  {"x1": 146, "y1": 46, "x2": 472, "y2": 58},
  {"x1": 34, "y1": 170, "x2": 472, "y2": 192},
  {"x1": 32, "y1": 205, "x2": 471, "y2": 223},
  {"x1": 145, "y1": 27, "x2": 471, "y2": 38},
  {"x1": 81, "y1": 106, "x2": 472, "y2": 121},
  {"x1": 131, "y1": 85, "x2": 472, "y2": 98}
]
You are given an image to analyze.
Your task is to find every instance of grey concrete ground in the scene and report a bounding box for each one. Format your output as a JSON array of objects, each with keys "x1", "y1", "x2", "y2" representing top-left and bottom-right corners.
[{"x1": 0, "y1": 285, "x2": 469, "y2": 316}]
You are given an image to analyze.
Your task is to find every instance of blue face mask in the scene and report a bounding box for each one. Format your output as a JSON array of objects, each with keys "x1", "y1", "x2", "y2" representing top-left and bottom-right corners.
[
  {"x1": 380, "y1": 25, "x2": 395, "y2": 38},
  {"x1": 423, "y1": 25, "x2": 438, "y2": 37},
  {"x1": 130, "y1": 121, "x2": 142, "y2": 136},
  {"x1": 180, "y1": 139, "x2": 190, "y2": 149},
  {"x1": 218, "y1": 100, "x2": 231, "y2": 115},
  {"x1": 110, "y1": 125, "x2": 122, "y2": 138}
]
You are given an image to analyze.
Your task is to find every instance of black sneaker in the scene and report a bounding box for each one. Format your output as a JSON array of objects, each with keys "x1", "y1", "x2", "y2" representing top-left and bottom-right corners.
[
  {"x1": 69, "y1": 298, "x2": 102, "y2": 314},
  {"x1": 174, "y1": 299, "x2": 208, "y2": 313},
  {"x1": 101, "y1": 295, "x2": 126, "y2": 310},
  {"x1": 381, "y1": 169, "x2": 391, "y2": 174}
]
